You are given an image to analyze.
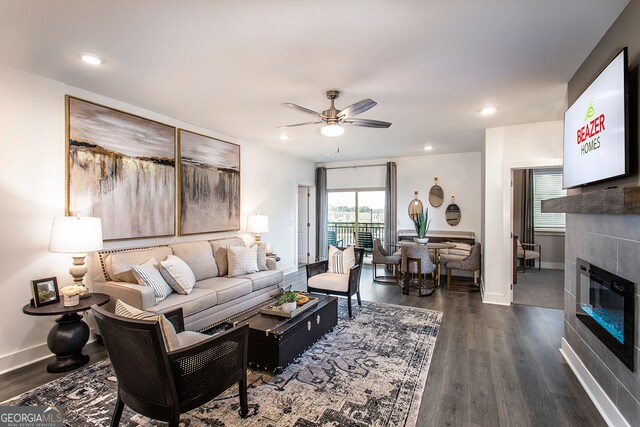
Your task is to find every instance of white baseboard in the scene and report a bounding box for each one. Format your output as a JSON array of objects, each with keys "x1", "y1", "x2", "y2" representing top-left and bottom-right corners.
[
  {"x1": 0, "y1": 332, "x2": 98, "y2": 375},
  {"x1": 560, "y1": 338, "x2": 630, "y2": 427},
  {"x1": 0, "y1": 342, "x2": 52, "y2": 375},
  {"x1": 541, "y1": 261, "x2": 564, "y2": 270},
  {"x1": 482, "y1": 291, "x2": 511, "y2": 306},
  {"x1": 283, "y1": 265, "x2": 299, "y2": 275}
]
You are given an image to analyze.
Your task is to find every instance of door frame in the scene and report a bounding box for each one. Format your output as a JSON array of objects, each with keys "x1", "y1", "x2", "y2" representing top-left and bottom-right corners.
[
  {"x1": 294, "y1": 181, "x2": 315, "y2": 268},
  {"x1": 503, "y1": 159, "x2": 562, "y2": 304}
]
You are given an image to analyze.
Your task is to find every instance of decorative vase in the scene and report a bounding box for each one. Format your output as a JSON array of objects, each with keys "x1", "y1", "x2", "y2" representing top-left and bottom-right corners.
[
  {"x1": 64, "y1": 294, "x2": 80, "y2": 307},
  {"x1": 414, "y1": 237, "x2": 429, "y2": 245},
  {"x1": 280, "y1": 302, "x2": 297, "y2": 313}
]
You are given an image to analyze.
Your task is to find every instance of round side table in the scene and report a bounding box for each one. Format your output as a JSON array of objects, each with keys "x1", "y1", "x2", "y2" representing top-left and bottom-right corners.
[{"x1": 23, "y1": 293, "x2": 110, "y2": 373}]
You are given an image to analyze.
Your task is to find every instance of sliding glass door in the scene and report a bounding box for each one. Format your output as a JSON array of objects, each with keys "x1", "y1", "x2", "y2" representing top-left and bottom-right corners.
[{"x1": 327, "y1": 190, "x2": 385, "y2": 260}]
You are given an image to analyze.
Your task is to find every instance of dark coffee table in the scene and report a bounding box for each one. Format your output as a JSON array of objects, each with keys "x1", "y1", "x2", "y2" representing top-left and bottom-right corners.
[{"x1": 225, "y1": 294, "x2": 338, "y2": 373}]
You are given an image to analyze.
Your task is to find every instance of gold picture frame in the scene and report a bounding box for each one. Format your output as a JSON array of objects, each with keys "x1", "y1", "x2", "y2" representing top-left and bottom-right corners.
[
  {"x1": 65, "y1": 96, "x2": 176, "y2": 241},
  {"x1": 178, "y1": 129, "x2": 241, "y2": 235}
]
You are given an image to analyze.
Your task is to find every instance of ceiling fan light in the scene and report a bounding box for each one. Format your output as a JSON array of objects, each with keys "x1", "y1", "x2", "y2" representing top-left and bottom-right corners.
[{"x1": 321, "y1": 123, "x2": 344, "y2": 137}]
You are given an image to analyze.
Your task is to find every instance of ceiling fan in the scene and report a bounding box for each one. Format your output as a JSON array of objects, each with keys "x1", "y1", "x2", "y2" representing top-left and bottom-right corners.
[{"x1": 279, "y1": 90, "x2": 392, "y2": 137}]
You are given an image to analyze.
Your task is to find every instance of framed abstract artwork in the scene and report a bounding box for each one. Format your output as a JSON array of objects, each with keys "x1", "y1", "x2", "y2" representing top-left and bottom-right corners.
[
  {"x1": 178, "y1": 129, "x2": 240, "y2": 235},
  {"x1": 66, "y1": 96, "x2": 176, "y2": 240}
]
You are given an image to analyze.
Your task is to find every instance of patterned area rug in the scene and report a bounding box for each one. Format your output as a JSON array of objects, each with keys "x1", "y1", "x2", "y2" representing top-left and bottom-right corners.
[{"x1": 5, "y1": 300, "x2": 442, "y2": 427}]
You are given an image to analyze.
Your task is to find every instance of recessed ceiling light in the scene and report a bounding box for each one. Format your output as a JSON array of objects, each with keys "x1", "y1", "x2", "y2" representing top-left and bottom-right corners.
[
  {"x1": 424, "y1": 145, "x2": 433, "y2": 151},
  {"x1": 279, "y1": 135, "x2": 289, "y2": 140},
  {"x1": 79, "y1": 52, "x2": 105, "y2": 65},
  {"x1": 480, "y1": 106, "x2": 498, "y2": 116}
]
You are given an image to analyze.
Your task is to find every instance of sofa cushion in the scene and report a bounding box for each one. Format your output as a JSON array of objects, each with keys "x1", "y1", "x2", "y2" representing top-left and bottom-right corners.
[
  {"x1": 238, "y1": 270, "x2": 284, "y2": 292},
  {"x1": 115, "y1": 299, "x2": 179, "y2": 351},
  {"x1": 210, "y1": 237, "x2": 245, "y2": 276},
  {"x1": 148, "y1": 288, "x2": 217, "y2": 318},
  {"x1": 196, "y1": 277, "x2": 252, "y2": 304},
  {"x1": 227, "y1": 245, "x2": 259, "y2": 277},
  {"x1": 308, "y1": 272, "x2": 349, "y2": 292},
  {"x1": 168, "y1": 241, "x2": 218, "y2": 281},
  {"x1": 160, "y1": 255, "x2": 196, "y2": 295},
  {"x1": 131, "y1": 257, "x2": 173, "y2": 303},
  {"x1": 106, "y1": 246, "x2": 173, "y2": 283}
]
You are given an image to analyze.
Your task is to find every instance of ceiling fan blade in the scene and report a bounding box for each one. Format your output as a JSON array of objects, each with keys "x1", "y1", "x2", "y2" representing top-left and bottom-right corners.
[
  {"x1": 283, "y1": 103, "x2": 321, "y2": 116},
  {"x1": 337, "y1": 99, "x2": 377, "y2": 118},
  {"x1": 343, "y1": 118, "x2": 392, "y2": 128},
  {"x1": 277, "y1": 121, "x2": 323, "y2": 129}
]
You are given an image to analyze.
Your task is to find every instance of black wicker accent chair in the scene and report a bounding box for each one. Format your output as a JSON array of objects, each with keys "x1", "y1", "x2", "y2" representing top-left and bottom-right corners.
[
  {"x1": 327, "y1": 230, "x2": 343, "y2": 247},
  {"x1": 92, "y1": 305, "x2": 249, "y2": 427},
  {"x1": 306, "y1": 248, "x2": 364, "y2": 318},
  {"x1": 356, "y1": 231, "x2": 374, "y2": 256}
]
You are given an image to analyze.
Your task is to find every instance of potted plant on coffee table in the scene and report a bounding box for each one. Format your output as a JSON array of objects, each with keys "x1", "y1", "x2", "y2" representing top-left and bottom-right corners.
[{"x1": 276, "y1": 291, "x2": 301, "y2": 313}]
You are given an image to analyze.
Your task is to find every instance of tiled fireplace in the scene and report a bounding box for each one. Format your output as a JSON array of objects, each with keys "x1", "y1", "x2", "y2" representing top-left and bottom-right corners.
[
  {"x1": 542, "y1": 187, "x2": 640, "y2": 423},
  {"x1": 576, "y1": 258, "x2": 635, "y2": 371},
  {"x1": 564, "y1": 213, "x2": 640, "y2": 422}
]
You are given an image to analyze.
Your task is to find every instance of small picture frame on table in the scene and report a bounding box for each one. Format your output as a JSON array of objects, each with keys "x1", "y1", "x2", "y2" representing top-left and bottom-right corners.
[{"x1": 31, "y1": 277, "x2": 60, "y2": 307}]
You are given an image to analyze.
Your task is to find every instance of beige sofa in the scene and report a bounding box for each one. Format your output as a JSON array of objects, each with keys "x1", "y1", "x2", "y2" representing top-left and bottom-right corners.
[{"x1": 93, "y1": 236, "x2": 283, "y2": 332}]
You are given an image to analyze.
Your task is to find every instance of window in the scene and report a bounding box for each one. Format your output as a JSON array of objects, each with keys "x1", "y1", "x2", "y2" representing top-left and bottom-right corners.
[{"x1": 533, "y1": 168, "x2": 566, "y2": 232}]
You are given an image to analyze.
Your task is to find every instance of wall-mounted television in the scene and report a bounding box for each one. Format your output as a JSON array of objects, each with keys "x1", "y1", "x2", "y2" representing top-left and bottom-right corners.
[{"x1": 563, "y1": 47, "x2": 629, "y2": 189}]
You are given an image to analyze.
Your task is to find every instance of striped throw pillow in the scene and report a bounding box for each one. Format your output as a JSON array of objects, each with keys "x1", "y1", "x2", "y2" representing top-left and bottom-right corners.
[
  {"x1": 131, "y1": 257, "x2": 173, "y2": 303},
  {"x1": 159, "y1": 255, "x2": 196, "y2": 295},
  {"x1": 328, "y1": 245, "x2": 356, "y2": 274},
  {"x1": 114, "y1": 300, "x2": 179, "y2": 351}
]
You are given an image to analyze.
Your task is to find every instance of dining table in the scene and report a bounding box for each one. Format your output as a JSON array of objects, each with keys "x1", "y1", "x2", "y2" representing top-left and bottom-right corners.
[{"x1": 392, "y1": 241, "x2": 456, "y2": 287}]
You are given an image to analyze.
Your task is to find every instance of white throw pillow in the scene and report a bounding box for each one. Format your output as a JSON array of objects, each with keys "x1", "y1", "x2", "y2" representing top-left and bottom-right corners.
[
  {"x1": 131, "y1": 257, "x2": 173, "y2": 303},
  {"x1": 328, "y1": 245, "x2": 356, "y2": 274},
  {"x1": 160, "y1": 255, "x2": 196, "y2": 295},
  {"x1": 114, "y1": 300, "x2": 179, "y2": 351},
  {"x1": 227, "y1": 245, "x2": 259, "y2": 277}
]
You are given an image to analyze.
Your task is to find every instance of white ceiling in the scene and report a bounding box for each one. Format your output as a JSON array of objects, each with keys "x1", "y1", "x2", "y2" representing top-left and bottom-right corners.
[{"x1": 0, "y1": 1, "x2": 629, "y2": 162}]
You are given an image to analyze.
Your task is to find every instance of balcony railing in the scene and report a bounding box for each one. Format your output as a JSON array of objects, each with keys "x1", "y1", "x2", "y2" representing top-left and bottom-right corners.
[{"x1": 328, "y1": 222, "x2": 385, "y2": 247}]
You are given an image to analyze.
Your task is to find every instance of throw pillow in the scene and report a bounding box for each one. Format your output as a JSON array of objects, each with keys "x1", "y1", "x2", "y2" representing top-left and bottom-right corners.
[
  {"x1": 328, "y1": 245, "x2": 356, "y2": 274},
  {"x1": 254, "y1": 244, "x2": 269, "y2": 271},
  {"x1": 227, "y1": 245, "x2": 259, "y2": 277},
  {"x1": 131, "y1": 257, "x2": 173, "y2": 304},
  {"x1": 160, "y1": 255, "x2": 196, "y2": 295},
  {"x1": 210, "y1": 237, "x2": 246, "y2": 276},
  {"x1": 114, "y1": 300, "x2": 179, "y2": 351}
]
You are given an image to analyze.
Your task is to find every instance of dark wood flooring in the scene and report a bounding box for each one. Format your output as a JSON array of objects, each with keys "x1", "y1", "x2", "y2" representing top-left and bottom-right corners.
[{"x1": 1, "y1": 266, "x2": 605, "y2": 426}]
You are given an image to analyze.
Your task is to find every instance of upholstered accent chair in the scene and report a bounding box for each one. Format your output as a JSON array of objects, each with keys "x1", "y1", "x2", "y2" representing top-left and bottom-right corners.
[
  {"x1": 92, "y1": 305, "x2": 249, "y2": 427},
  {"x1": 446, "y1": 242, "x2": 482, "y2": 291},
  {"x1": 372, "y1": 239, "x2": 400, "y2": 285},
  {"x1": 516, "y1": 239, "x2": 540, "y2": 272},
  {"x1": 306, "y1": 248, "x2": 364, "y2": 318},
  {"x1": 400, "y1": 243, "x2": 436, "y2": 297}
]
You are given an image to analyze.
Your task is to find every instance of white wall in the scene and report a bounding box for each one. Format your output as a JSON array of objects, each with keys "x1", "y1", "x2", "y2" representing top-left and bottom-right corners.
[
  {"x1": 322, "y1": 151, "x2": 483, "y2": 241},
  {"x1": 0, "y1": 64, "x2": 315, "y2": 373},
  {"x1": 483, "y1": 120, "x2": 563, "y2": 305}
]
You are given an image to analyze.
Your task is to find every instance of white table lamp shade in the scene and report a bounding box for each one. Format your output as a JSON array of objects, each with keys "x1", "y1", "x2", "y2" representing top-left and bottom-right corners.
[
  {"x1": 246, "y1": 214, "x2": 269, "y2": 233},
  {"x1": 49, "y1": 216, "x2": 104, "y2": 253}
]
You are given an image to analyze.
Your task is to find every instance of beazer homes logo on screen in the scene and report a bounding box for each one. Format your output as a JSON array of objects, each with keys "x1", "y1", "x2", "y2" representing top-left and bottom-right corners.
[
  {"x1": 576, "y1": 98, "x2": 605, "y2": 155},
  {"x1": 0, "y1": 406, "x2": 63, "y2": 427}
]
